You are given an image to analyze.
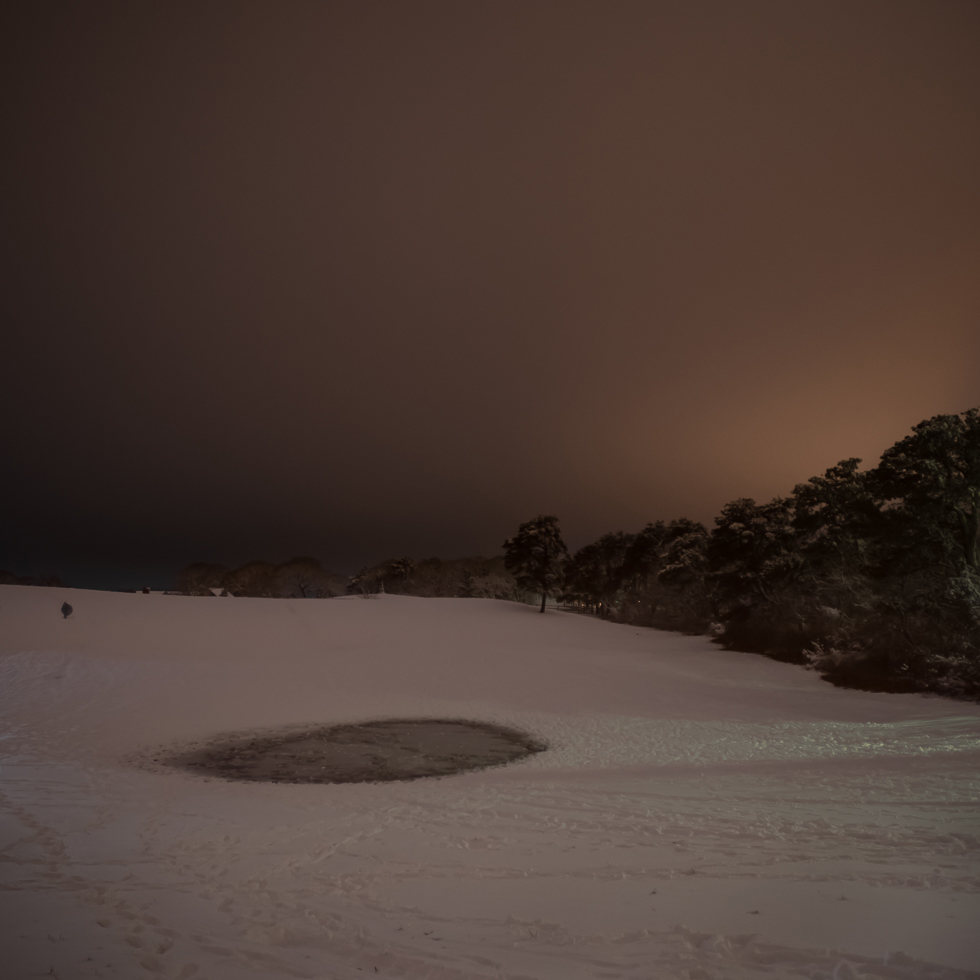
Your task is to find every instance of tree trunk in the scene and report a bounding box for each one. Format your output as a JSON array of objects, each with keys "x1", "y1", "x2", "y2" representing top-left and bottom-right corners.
[
  {"x1": 967, "y1": 492, "x2": 979, "y2": 570},
  {"x1": 953, "y1": 495, "x2": 979, "y2": 570},
  {"x1": 967, "y1": 514, "x2": 978, "y2": 570},
  {"x1": 539, "y1": 590, "x2": 547, "y2": 613}
]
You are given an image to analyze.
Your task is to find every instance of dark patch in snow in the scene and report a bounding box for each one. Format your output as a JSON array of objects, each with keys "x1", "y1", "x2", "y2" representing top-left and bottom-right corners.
[{"x1": 147, "y1": 719, "x2": 547, "y2": 784}]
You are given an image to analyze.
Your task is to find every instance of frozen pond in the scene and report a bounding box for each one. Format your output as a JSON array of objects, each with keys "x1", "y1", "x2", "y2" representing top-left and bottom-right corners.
[{"x1": 159, "y1": 718, "x2": 546, "y2": 783}]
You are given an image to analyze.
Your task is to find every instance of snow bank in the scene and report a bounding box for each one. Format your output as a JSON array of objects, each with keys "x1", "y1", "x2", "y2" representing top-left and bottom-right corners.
[{"x1": 1, "y1": 585, "x2": 978, "y2": 978}]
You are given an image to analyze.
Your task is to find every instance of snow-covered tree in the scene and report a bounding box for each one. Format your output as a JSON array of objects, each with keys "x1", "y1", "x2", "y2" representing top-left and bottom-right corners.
[
  {"x1": 620, "y1": 521, "x2": 668, "y2": 587},
  {"x1": 503, "y1": 515, "x2": 569, "y2": 613},
  {"x1": 655, "y1": 519, "x2": 710, "y2": 586},
  {"x1": 874, "y1": 408, "x2": 980, "y2": 571},
  {"x1": 706, "y1": 497, "x2": 802, "y2": 610},
  {"x1": 564, "y1": 532, "x2": 634, "y2": 616}
]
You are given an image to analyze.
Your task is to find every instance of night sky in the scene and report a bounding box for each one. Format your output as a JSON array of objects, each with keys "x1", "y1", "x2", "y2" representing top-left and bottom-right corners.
[{"x1": 2, "y1": 1, "x2": 979, "y2": 590}]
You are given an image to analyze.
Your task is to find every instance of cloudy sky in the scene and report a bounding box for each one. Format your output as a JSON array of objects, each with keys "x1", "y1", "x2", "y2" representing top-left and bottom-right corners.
[{"x1": 2, "y1": 0, "x2": 978, "y2": 588}]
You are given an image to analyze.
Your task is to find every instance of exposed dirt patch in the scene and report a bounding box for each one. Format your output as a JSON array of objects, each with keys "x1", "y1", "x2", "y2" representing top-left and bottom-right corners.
[{"x1": 152, "y1": 719, "x2": 547, "y2": 783}]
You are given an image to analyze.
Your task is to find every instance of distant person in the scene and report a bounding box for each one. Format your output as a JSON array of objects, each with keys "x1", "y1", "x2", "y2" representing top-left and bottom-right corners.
[{"x1": 61, "y1": 602, "x2": 73, "y2": 619}]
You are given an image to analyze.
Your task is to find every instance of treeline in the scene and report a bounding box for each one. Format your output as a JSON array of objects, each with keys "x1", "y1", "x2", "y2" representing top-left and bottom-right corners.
[
  {"x1": 554, "y1": 408, "x2": 979, "y2": 698},
  {"x1": 176, "y1": 554, "x2": 523, "y2": 601},
  {"x1": 177, "y1": 557, "x2": 348, "y2": 598},
  {"x1": 349, "y1": 555, "x2": 520, "y2": 599},
  {"x1": 176, "y1": 408, "x2": 977, "y2": 699}
]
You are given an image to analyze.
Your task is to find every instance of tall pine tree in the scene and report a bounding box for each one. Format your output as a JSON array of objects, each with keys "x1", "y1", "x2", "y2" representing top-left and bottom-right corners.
[{"x1": 503, "y1": 515, "x2": 569, "y2": 613}]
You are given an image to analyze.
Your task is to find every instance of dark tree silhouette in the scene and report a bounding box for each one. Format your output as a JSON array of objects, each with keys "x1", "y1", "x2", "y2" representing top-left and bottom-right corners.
[
  {"x1": 176, "y1": 562, "x2": 227, "y2": 596},
  {"x1": 875, "y1": 408, "x2": 980, "y2": 571},
  {"x1": 503, "y1": 515, "x2": 569, "y2": 613},
  {"x1": 223, "y1": 560, "x2": 277, "y2": 597},
  {"x1": 275, "y1": 557, "x2": 344, "y2": 598},
  {"x1": 61, "y1": 602, "x2": 72, "y2": 619},
  {"x1": 565, "y1": 532, "x2": 633, "y2": 616}
]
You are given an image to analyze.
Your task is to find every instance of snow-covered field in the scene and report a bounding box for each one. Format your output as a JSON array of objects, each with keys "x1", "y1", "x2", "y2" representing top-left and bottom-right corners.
[{"x1": 1, "y1": 585, "x2": 979, "y2": 979}]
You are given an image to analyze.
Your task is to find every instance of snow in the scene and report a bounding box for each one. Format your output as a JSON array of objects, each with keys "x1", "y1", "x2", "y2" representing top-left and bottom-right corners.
[{"x1": 1, "y1": 584, "x2": 979, "y2": 979}]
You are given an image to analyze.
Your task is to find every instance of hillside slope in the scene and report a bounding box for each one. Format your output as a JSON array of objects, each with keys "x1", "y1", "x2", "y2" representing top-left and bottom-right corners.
[{"x1": 1, "y1": 586, "x2": 979, "y2": 978}]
